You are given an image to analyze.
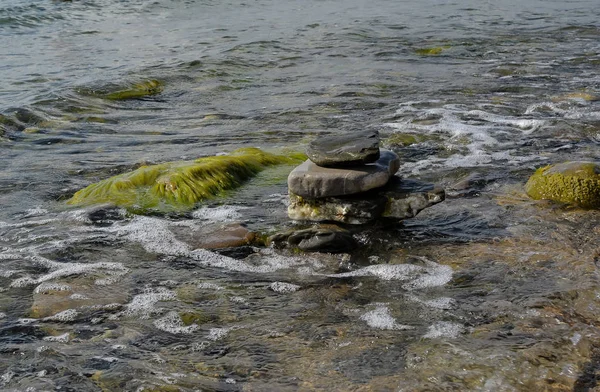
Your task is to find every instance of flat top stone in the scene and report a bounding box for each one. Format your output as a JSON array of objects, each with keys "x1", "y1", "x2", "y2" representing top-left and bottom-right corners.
[
  {"x1": 306, "y1": 130, "x2": 380, "y2": 167},
  {"x1": 288, "y1": 149, "x2": 400, "y2": 198}
]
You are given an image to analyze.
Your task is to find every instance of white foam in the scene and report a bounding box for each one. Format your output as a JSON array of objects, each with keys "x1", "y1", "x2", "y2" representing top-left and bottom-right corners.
[
  {"x1": 69, "y1": 293, "x2": 90, "y2": 300},
  {"x1": 0, "y1": 219, "x2": 58, "y2": 229},
  {"x1": 0, "y1": 269, "x2": 20, "y2": 278},
  {"x1": 401, "y1": 258, "x2": 453, "y2": 290},
  {"x1": 108, "y1": 216, "x2": 321, "y2": 274},
  {"x1": 423, "y1": 297, "x2": 456, "y2": 310},
  {"x1": 0, "y1": 312, "x2": 6, "y2": 319},
  {"x1": 230, "y1": 296, "x2": 246, "y2": 303},
  {"x1": 22, "y1": 207, "x2": 48, "y2": 218},
  {"x1": 1, "y1": 371, "x2": 15, "y2": 384},
  {"x1": 269, "y1": 282, "x2": 301, "y2": 293},
  {"x1": 123, "y1": 287, "x2": 176, "y2": 319},
  {"x1": 423, "y1": 321, "x2": 465, "y2": 339},
  {"x1": 43, "y1": 333, "x2": 70, "y2": 343},
  {"x1": 384, "y1": 101, "x2": 551, "y2": 174},
  {"x1": 207, "y1": 327, "x2": 232, "y2": 341},
  {"x1": 34, "y1": 282, "x2": 72, "y2": 294},
  {"x1": 153, "y1": 311, "x2": 199, "y2": 334},
  {"x1": 197, "y1": 282, "x2": 224, "y2": 290},
  {"x1": 10, "y1": 254, "x2": 129, "y2": 288},
  {"x1": 327, "y1": 257, "x2": 452, "y2": 290},
  {"x1": 360, "y1": 305, "x2": 413, "y2": 330},
  {"x1": 45, "y1": 309, "x2": 78, "y2": 322},
  {"x1": 191, "y1": 205, "x2": 248, "y2": 222}
]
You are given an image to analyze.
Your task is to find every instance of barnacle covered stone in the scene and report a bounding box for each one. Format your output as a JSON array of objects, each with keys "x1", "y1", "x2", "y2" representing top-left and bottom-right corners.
[{"x1": 525, "y1": 161, "x2": 600, "y2": 208}]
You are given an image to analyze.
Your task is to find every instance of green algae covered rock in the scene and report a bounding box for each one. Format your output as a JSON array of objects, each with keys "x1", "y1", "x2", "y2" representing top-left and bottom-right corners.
[
  {"x1": 79, "y1": 79, "x2": 164, "y2": 101},
  {"x1": 103, "y1": 79, "x2": 163, "y2": 100},
  {"x1": 525, "y1": 161, "x2": 600, "y2": 208},
  {"x1": 68, "y1": 148, "x2": 305, "y2": 213}
]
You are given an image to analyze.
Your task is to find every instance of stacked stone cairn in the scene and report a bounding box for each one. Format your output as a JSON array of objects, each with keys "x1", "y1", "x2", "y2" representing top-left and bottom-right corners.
[{"x1": 272, "y1": 131, "x2": 445, "y2": 252}]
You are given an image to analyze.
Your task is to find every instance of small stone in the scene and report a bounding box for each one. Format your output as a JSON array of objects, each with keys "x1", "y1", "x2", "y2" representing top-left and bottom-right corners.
[
  {"x1": 288, "y1": 228, "x2": 358, "y2": 253},
  {"x1": 288, "y1": 149, "x2": 400, "y2": 199},
  {"x1": 306, "y1": 130, "x2": 380, "y2": 167},
  {"x1": 191, "y1": 224, "x2": 255, "y2": 249},
  {"x1": 288, "y1": 178, "x2": 445, "y2": 224},
  {"x1": 525, "y1": 161, "x2": 600, "y2": 208},
  {"x1": 268, "y1": 226, "x2": 358, "y2": 253}
]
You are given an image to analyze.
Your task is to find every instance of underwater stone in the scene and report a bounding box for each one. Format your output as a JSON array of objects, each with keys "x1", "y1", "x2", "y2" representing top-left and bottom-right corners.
[
  {"x1": 306, "y1": 130, "x2": 380, "y2": 167},
  {"x1": 269, "y1": 226, "x2": 358, "y2": 253},
  {"x1": 30, "y1": 278, "x2": 129, "y2": 318},
  {"x1": 525, "y1": 161, "x2": 600, "y2": 208},
  {"x1": 288, "y1": 149, "x2": 400, "y2": 199},
  {"x1": 102, "y1": 80, "x2": 164, "y2": 100},
  {"x1": 288, "y1": 178, "x2": 445, "y2": 224}
]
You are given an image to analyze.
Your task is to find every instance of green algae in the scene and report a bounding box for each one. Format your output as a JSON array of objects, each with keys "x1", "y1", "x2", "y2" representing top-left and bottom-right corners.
[
  {"x1": 525, "y1": 162, "x2": 600, "y2": 208},
  {"x1": 79, "y1": 79, "x2": 164, "y2": 101},
  {"x1": 68, "y1": 148, "x2": 305, "y2": 213},
  {"x1": 382, "y1": 133, "x2": 439, "y2": 147},
  {"x1": 179, "y1": 311, "x2": 210, "y2": 326},
  {"x1": 415, "y1": 46, "x2": 445, "y2": 55},
  {"x1": 104, "y1": 79, "x2": 163, "y2": 100}
]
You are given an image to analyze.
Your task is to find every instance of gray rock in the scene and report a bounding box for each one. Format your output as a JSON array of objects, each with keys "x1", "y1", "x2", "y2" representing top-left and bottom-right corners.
[
  {"x1": 288, "y1": 149, "x2": 400, "y2": 198},
  {"x1": 288, "y1": 178, "x2": 445, "y2": 224},
  {"x1": 306, "y1": 130, "x2": 380, "y2": 167}
]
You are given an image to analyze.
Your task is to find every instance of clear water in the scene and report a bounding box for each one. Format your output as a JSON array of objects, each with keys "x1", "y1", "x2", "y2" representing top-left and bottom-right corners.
[{"x1": 1, "y1": 0, "x2": 600, "y2": 390}]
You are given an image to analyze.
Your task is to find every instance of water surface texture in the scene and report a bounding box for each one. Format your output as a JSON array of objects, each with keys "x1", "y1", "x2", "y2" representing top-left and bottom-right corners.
[{"x1": 1, "y1": 0, "x2": 600, "y2": 391}]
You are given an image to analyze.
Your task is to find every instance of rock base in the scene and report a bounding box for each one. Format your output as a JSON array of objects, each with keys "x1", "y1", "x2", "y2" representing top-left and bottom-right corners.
[{"x1": 288, "y1": 178, "x2": 445, "y2": 224}]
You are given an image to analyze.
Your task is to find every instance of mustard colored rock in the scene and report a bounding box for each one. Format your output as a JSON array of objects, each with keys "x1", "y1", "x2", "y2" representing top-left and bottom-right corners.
[
  {"x1": 525, "y1": 161, "x2": 600, "y2": 208},
  {"x1": 68, "y1": 148, "x2": 305, "y2": 213}
]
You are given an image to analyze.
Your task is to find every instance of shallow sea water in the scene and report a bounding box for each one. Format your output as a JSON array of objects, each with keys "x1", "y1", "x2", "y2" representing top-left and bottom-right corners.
[{"x1": 1, "y1": 0, "x2": 600, "y2": 391}]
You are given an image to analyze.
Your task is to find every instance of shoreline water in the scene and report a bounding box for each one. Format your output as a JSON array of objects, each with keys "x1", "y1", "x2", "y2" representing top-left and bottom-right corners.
[{"x1": 1, "y1": 0, "x2": 600, "y2": 390}]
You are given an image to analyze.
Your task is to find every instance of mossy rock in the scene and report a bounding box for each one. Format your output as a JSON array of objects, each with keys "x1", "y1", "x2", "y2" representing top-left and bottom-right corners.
[
  {"x1": 415, "y1": 46, "x2": 448, "y2": 56},
  {"x1": 68, "y1": 148, "x2": 305, "y2": 213},
  {"x1": 382, "y1": 133, "x2": 438, "y2": 147},
  {"x1": 179, "y1": 311, "x2": 211, "y2": 326},
  {"x1": 80, "y1": 80, "x2": 164, "y2": 101},
  {"x1": 525, "y1": 161, "x2": 600, "y2": 208}
]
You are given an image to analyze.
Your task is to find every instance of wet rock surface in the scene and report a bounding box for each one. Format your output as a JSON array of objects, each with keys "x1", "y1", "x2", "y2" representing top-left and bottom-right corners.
[
  {"x1": 287, "y1": 149, "x2": 400, "y2": 198},
  {"x1": 306, "y1": 130, "x2": 381, "y2": 167}
]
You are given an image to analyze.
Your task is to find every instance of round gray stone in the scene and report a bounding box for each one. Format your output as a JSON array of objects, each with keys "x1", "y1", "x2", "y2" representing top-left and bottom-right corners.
[
  {"x1": 288, "y1": 149, "x2": 400, "y2": 198},
  {"x1": 306, "y1": 130, "x2": 381, "y2": 167}
]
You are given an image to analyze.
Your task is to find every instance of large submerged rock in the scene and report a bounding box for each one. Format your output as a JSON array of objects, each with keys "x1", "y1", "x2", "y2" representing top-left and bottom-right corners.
[
  {"x1": 306, "y1": 130, "x2": 381, "y2": 167},
  {"x1": 525, "y1": 161, "x2": 600, "y2": 208},
  {"x1": 68, "y1": 148, "x2": 305, "y2": 213},
  {"x1": 288, "y1": 149, "x2": 400, "y2": 198}
]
